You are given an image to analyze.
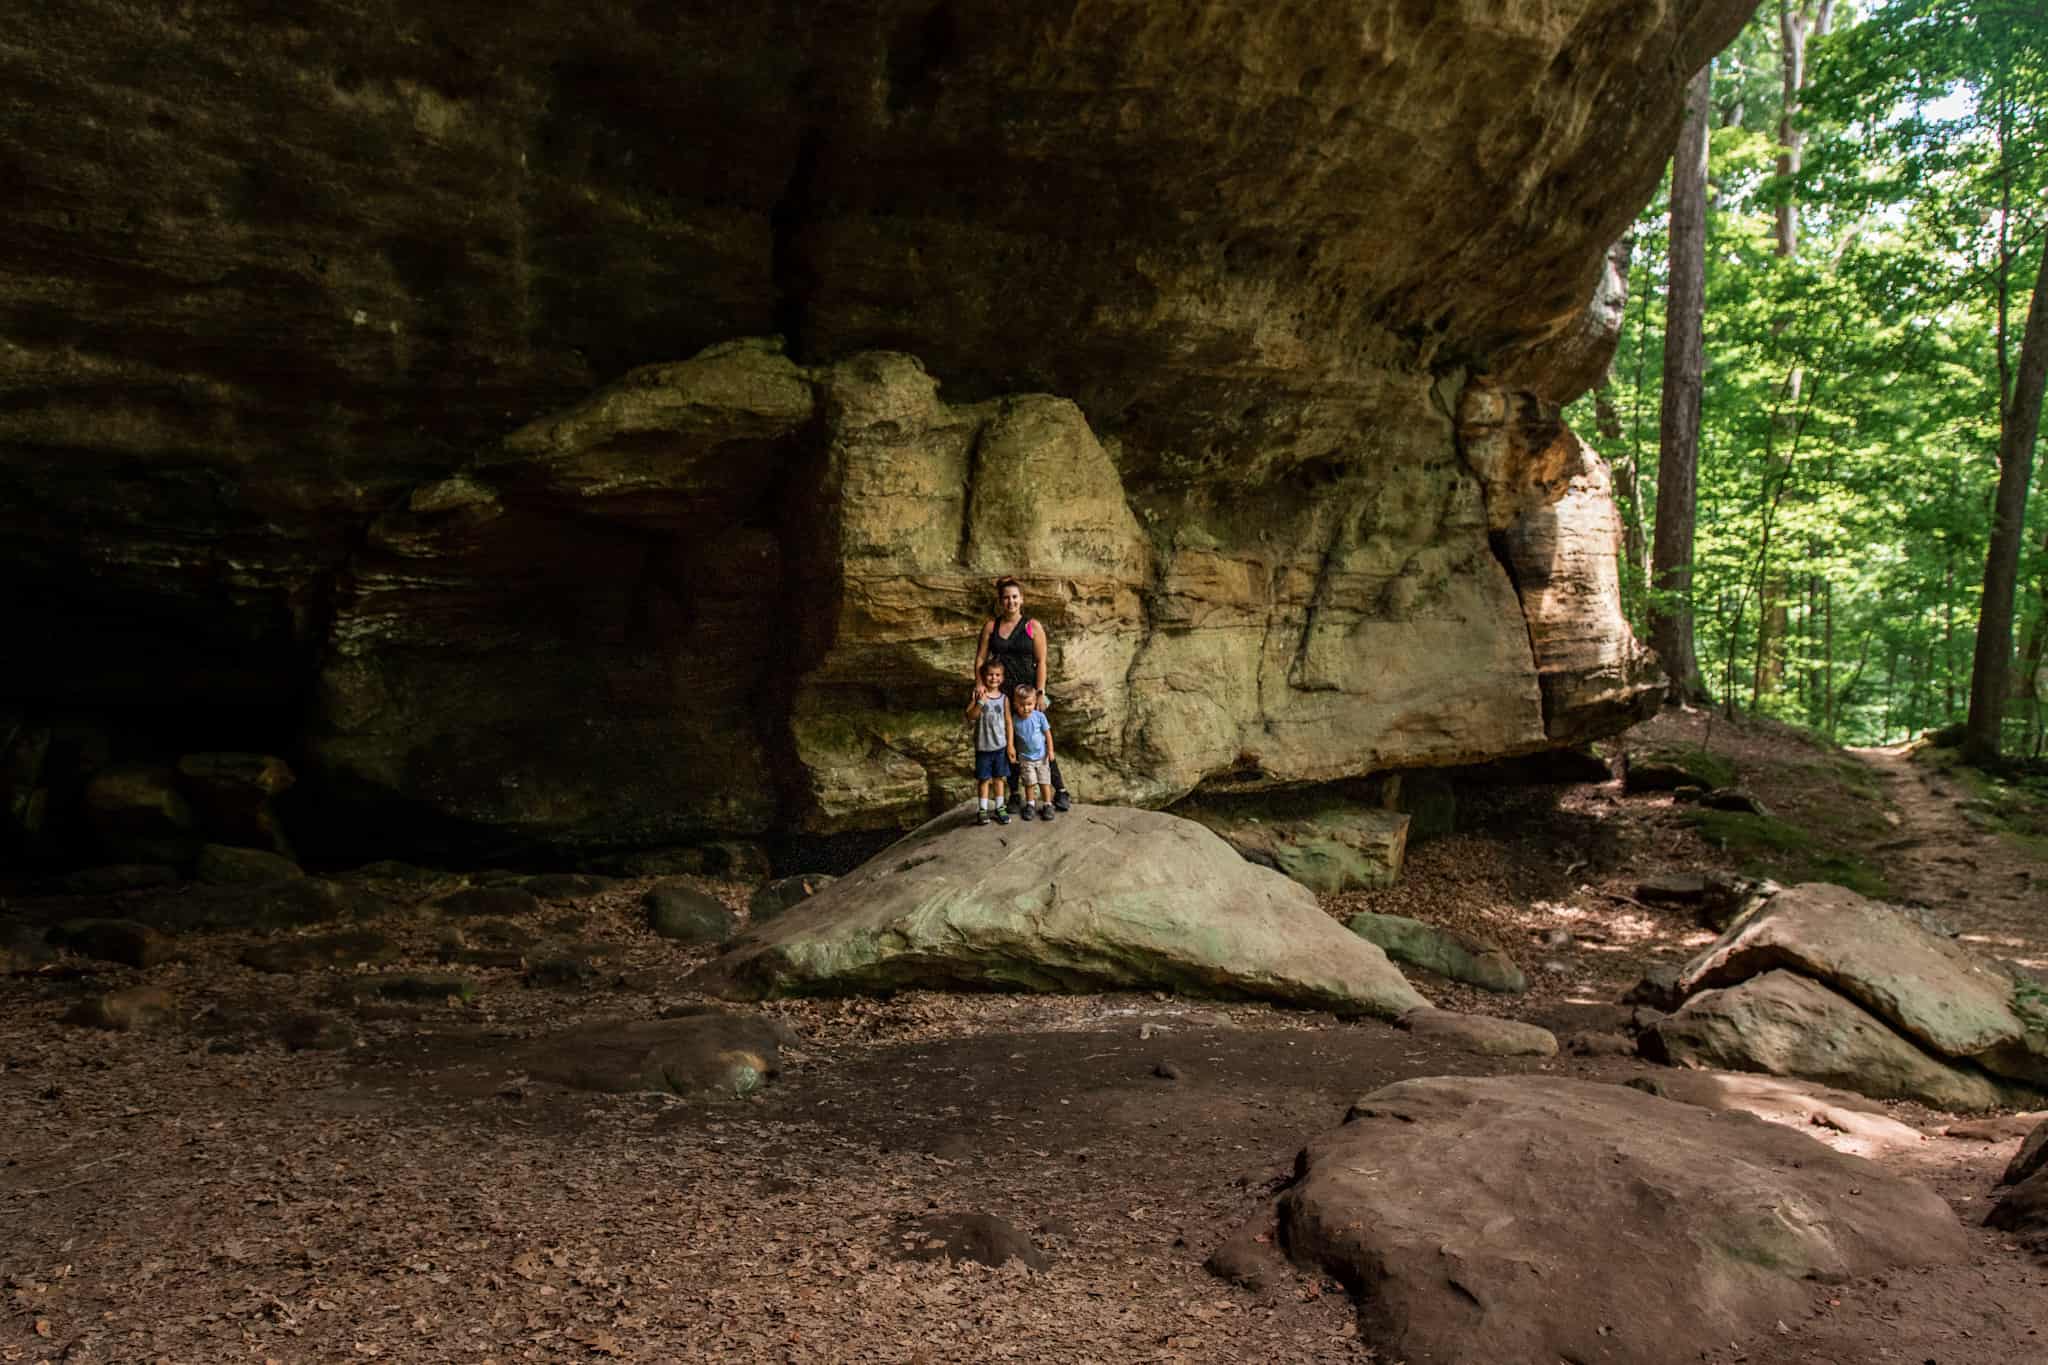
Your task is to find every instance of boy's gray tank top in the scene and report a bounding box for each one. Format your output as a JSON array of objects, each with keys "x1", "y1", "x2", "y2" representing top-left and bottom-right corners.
[{"x1": 976, "y1": 694, "x2": 1008, "y2": 751}]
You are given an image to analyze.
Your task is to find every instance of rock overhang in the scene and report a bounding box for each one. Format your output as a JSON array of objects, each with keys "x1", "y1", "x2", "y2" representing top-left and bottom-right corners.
[{"x1": 0, "y1": 0, "x2": 1752, "y2": 856}]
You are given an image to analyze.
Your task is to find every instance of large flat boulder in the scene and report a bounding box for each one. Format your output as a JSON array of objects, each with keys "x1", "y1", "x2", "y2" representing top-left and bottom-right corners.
[
  {"x1": 1678, "y1": 882, "x2": 2047, "y2": 1085},
  {"x1": 696, "y1": 805, "x2": 1427, "y2": 1018},
  {"x1": 1260, "y1": 1075, "x2": 1965, "y2": 1365},
  {"x1": 1645, "y1": 970, "x2": 2005, "y2": 1113}
]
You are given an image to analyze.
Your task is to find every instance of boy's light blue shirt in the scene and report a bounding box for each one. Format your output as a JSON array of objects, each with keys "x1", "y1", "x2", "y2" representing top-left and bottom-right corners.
[{"x1": 1014, "y1": 710, "x2": 1051, "y2": 761}]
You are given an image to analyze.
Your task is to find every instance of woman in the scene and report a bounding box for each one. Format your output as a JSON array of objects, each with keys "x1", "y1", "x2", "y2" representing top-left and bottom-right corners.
[{"x1": 973, "y1": 577, "x2": 1071, "y2": 811}]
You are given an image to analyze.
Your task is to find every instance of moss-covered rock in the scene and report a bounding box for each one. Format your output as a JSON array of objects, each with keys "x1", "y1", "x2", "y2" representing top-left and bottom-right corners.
[
  {"x1": 699, "y1": 805, "x2": 1426, "y2": 1017},
  {"x1": 1181, "y1": 796, "x2": 1410, "y2": 893},
  {"x1": 645, "y1": 883, "x2": 737, "y2": 945},
  {"x1": 47, "y1": 917, "x2": 175, "y2": 969},
  {"x1": 1347, "y1": 912, "x2": 1526, "y2": 993},
  {"x1": 195, "y1": 844, "x2": 305, "y2": 886}
]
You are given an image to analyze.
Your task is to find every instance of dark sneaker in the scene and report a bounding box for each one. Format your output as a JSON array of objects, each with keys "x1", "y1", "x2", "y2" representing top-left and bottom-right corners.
[
  {"x1": 1039, "y1": 804, "x2": 1055, "y2": 821},
  {"x1": 1053, "y1": 790, "x2": 1072, "y2": 812},
  {"x1": 976, "y1": 809, "x2": 991, "y2": 826},
  {"x1": 993, "y1": 807, "x2": 1011, "y2": 825},
  {"x1": 1020, "y1": 803, "x2": 1035, "y2": 820}
]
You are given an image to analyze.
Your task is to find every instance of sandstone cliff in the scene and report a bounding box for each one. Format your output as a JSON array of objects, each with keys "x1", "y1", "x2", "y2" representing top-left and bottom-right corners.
[{"x1": 0, "y1": 0, "x2": 1749, "y2": 858}]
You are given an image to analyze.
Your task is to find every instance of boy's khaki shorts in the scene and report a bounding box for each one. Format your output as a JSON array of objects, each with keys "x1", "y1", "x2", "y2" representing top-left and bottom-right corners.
[{"x1": 1015, "y1": 758, "x2": 1053, "y2": 790}]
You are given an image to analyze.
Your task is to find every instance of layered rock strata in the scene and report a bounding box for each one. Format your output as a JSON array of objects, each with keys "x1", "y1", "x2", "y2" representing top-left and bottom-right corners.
[{"x1": 0, "y1": 1, "x2": 1744, "y2": 854}]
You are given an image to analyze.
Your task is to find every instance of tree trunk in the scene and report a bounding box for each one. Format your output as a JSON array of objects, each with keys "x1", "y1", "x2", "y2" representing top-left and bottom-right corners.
[
  {"x1": 1963, "y1": 250, "x2": 2048, "y2": 764},
  {"x1": 1756, "y1": 1, "x2": 1833, "y2": 700},
  {"x1": 1650, "y1": 65, "x2": 1712, "y2": 704},
  {"x1": 1773, "y1": 0, "x2": 1833, "y2": 257}
]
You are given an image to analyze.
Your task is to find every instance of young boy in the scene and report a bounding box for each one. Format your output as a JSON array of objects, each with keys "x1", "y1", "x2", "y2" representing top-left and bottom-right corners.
[
  {"x1": 1010, "y1": 685, "x2": 1055, "y2": 822},
  {"x1": 965, "y1": 661, "x2": 1015, "y2": 825}
]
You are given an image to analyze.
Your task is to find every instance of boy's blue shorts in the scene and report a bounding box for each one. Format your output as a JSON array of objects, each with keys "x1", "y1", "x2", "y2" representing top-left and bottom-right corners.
[{"x1": 975, "y1": 749, "x2": 1011, "y2": 781}]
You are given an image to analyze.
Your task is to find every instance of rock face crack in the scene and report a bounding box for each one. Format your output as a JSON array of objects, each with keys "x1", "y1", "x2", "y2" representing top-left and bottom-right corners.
[{"x1": 769, "y1": 128, "x2": 828, "y2": 362}]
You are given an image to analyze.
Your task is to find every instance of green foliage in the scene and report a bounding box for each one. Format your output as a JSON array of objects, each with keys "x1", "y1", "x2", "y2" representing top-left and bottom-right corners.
[
  {"x1": 1572, "y1": 0, "x2": 2048, "y2": 750},
  {"x1": 1682, "y1": 809, "x2": 1895, "y2": 897}
]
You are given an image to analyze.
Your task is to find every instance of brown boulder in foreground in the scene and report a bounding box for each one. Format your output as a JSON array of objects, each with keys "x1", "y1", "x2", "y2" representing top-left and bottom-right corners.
[{"x1": 1252, "y1": 1075, "x2": 1964, "y2": 1364}]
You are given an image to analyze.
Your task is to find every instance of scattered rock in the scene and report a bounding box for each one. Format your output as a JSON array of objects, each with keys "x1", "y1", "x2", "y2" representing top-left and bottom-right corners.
[
  {"x1": 1153, "y1": 1060, "x2": 1184, "y2": 1081},
  {"x1": 57, "y1": 864, "x2": 178, "y2": 895},
  {"x1": 521, "y1": 873, "x2": 617, "y2": 901},
  {"x1": 461, "y1": 919, "x2": 539, "y2": 948},
  {"x1": 1677, "y1": 882, "x2": 2048, "y2": 1088},
  {"x1": 1695, "y1": 873, "x2": 1779, "y2": 933},
  {"x1": 1939, "y1": 1113, "x2": 2045, "y2": 1144},
  {"x1": 2005, "y1": 1120, "x2": 2048, "y2": 1187},
  {"x1": 700, "y1": 806, "x2": 1428, "y2": 1018},
  {"x1": 748, "y1": 874, "x2": 836, "y2": 925},
  {"x1": 1702, "y1": 787, "x2": 1770, "y2": 816},
  {"x1": 507, "y1": 1011, "x2": 788, "y2": 1097},
  {"x1": 1625, "y1": 1071, "x2": 1927, "y2": 1151},
  {"x1": 46, "y1": 918, "x2": 174, "y2": 969},
  {"x1": 0, "y1": 927, "x2": 57, "y2": 975},
  {"x1": 1397, "y1": 1007, "x2": 1557, "y2": 1057},
  {"x1": 1182, "y1": 797, "x2": 1411, "y2": 893},
  {"x1": 62, "y1": 985, "x2": 176, "y2": 1031},
  {"x1": 645, "y1": 882, "x2": 738, "y2": 944},
  {"x1": 525, "y1": 954, "x2": 602, "y2": 988},
  {"x1": 240, "y1": 928, "x2": 397, "y2": 973},
  {"x1": 1634, "y1": 873, "x2": 1706, "y2": 905},
  {"x1": 277, "y1": 1011, "x2": 355, "y2": 1051},
  {"x1": 1984, "y1": 1168, "x2": 2048, "y2": 1249},
  {"x1": 1262, "y1": 1075, "x2": 1964, "y2": 1364},
  {"x1": 1645, "y1": 970, "x2": 2005, "y2": 1112},
  {"x1": 194, "y1": 844, "x2": 305, "y2": 885},
  {"x1": 1564, "y1": 1031, "x2": 1637, "y2": 1057},
  {"x1": 705, "y1": 841, "x2": 772, "y2": 880},
  {"x1": 434, "y1": 886, "x2": 541, "y2": 919},
  {"x1": 897, "y1": 1213, "x2": 1047, "y2": 1270},
  {"x1": 1347, "y1": 911, "x2": 1525, "y2": 993},
  {"x1": 1203, "y1": 1225, "x2": 1280, "y2": 1289},
  {"x1": 1621, "y1": 964, "x2": 1685, "y2": 1012}
]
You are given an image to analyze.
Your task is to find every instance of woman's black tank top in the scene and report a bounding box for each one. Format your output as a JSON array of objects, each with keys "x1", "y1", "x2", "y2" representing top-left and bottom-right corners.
[{"x1": 986, "y1": 618, "x2": 1039, "y2": 691}]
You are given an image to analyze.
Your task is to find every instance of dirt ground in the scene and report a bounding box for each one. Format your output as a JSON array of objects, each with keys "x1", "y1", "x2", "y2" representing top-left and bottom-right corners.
[{"x1": 3, "y1": 710, "x2": 2047, "y2": 1364}]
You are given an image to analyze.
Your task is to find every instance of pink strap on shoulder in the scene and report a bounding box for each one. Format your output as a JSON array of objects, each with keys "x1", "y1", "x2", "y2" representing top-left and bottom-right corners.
[{"x1": 1025, "y1": 620, "x2": 1036, "y2": 638}]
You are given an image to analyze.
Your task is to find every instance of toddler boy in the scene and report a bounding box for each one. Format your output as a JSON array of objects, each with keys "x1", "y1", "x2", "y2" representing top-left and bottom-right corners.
[{"x1": 1010, "y1": 685, "x2": 1055, "y2": 821}]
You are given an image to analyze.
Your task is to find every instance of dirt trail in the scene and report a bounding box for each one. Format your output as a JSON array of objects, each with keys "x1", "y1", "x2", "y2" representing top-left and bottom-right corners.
[{"x1": 1849, "y1": 745, "x2": 2048, "y2": 972}]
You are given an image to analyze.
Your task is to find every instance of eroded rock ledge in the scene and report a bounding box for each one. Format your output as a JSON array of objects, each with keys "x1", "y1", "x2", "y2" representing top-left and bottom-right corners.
[
  {"x1": 309, "y1": 338, "x2": 1659, "y2": 845},
  {"x1": 0, "y1": 0, "x2": 1742, "y2": 856}
]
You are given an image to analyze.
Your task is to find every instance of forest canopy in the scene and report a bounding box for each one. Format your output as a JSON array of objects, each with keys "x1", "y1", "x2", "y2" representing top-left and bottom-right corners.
[{"x1": 1567, "y1": 0, "x2": 2048, "y2": 752}]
